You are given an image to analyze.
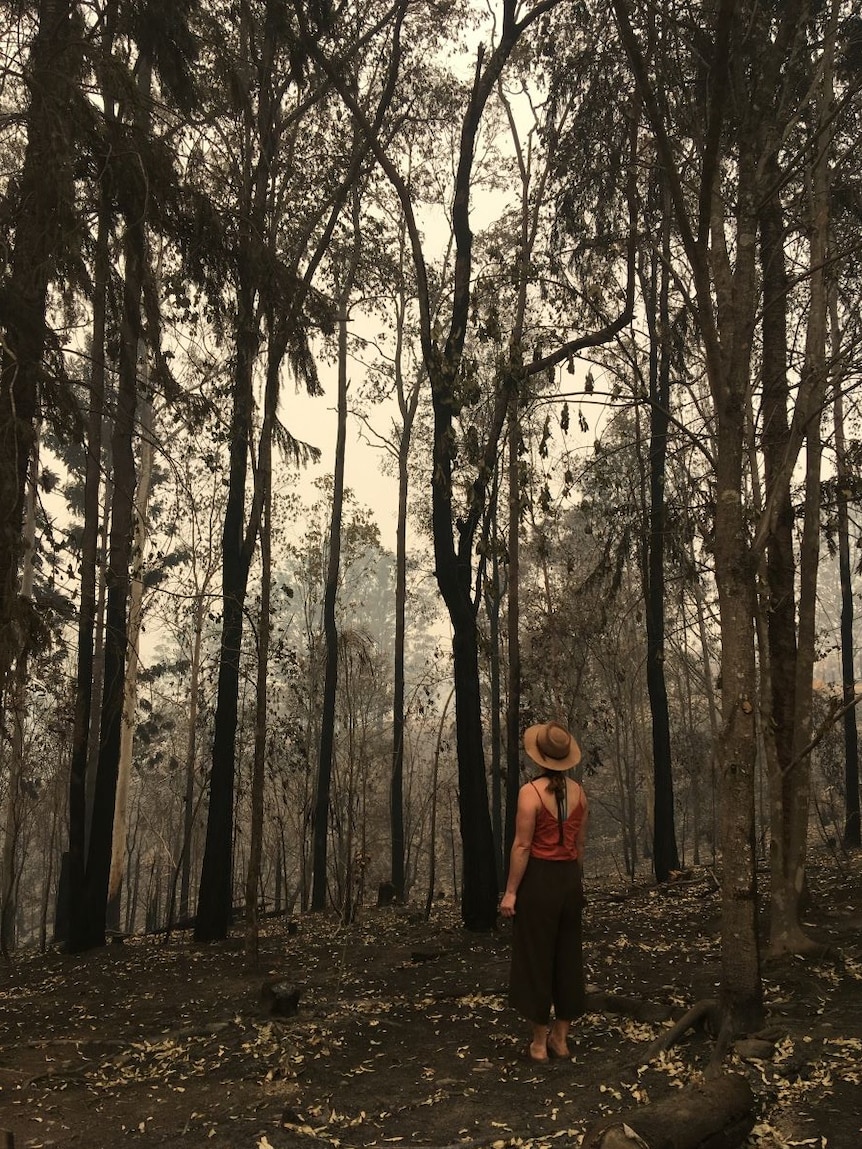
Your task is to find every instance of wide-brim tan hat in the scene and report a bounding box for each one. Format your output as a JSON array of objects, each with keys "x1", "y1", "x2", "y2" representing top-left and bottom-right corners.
[{"x1": 523, "y1": 720, "x2": 581, "y2": 771}]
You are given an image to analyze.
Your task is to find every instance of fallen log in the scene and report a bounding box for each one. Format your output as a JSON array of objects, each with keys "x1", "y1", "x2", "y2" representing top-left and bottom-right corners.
[{"x1": 580, "y1": 1072, "x2": 755, "y2": 1149}]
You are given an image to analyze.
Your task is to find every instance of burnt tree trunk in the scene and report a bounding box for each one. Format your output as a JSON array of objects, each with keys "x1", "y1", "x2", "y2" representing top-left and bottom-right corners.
[
  {"x1": 0, "y1": 0, "x2": 81, "y2": 708},
  {"x1": 644, "y1": 181, "x2": 679, "y2": 883},
  {"x1": 581, "y1": 1073, "x2": 755, "y2": 1149},
  {"x1": 194, "y1": 296, "x2": 258, "y2": 941},
  {"x1": 310, "y1": 297, "x2": 350, "y2": 912},
  {"x1": 833, "y1": 297, "x2": 860, "y2": 851},
  {"x1": 67, "y1": 166, "x2": 110, "y2": 952}
]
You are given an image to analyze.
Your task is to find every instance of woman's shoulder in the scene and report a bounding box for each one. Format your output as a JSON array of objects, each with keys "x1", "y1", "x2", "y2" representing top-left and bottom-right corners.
[
  {"x1": 520, "y1": 779, "x2": 544, "y2": 803},
  {"x1": 569, "y1": 778, "x2": 587, "y2": 804}
]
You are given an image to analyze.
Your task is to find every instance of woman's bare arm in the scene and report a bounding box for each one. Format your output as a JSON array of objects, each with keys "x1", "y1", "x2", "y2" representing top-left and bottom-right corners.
[{"x1": 499, "y1": 786, "x2": 539, "y2": 917}]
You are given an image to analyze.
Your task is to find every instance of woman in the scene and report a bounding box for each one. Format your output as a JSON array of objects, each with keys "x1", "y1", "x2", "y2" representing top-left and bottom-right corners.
[{"x1": 499, "y1": 720, "x2": 588, "y2": 1063}]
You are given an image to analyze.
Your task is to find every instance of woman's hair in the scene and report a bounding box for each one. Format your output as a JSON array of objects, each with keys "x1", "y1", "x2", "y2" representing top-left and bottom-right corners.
[
  {"x1": 541, "y1": 770, "x2": 568, "y2": 844},
  {"x1": 541, "y1": 770, "x2": 567, "y2": 797}
]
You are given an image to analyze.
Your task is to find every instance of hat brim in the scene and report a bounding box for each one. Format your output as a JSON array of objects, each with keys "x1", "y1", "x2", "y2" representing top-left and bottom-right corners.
[{"x1": 523, "y1": 723, "x2": 581, "y2": 771}]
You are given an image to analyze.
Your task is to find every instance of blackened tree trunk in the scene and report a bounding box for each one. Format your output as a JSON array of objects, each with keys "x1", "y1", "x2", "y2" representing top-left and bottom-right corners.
[
  {"x1": 431, "y1": 405, "x2": 502, "y2": 928},
  {"x1": 310, "y1": 319, "x2": 345, "y2": 913},
  {"x1": 758, "y1": 153, "x2": 798, "y2": 861},
  {"x1": 0, "y1": 448, "x2": 38, "y2": 955},
  {"x1": 760, "y1": 8, "x2": 835, "y2": 955},
  {"x1": 781, "y1": 28, "x2": 834, "y2": 945},
  {"x1": 0, "y1": 0, "x2": 81, "y2": 709},
  {"x1": 244, "y1": 440, "x2": 272, "y2": 968},
  {"x1": 66, "y1": 169, "x2": 110, "y2": 945},
  {"x1": 195, "y1": 0, "x2": 275, "y2": 940},
  {"x1": 194, "y1": 304, "x2": 258, "y2": 940},
  {"x1": 833, "y1": 298, "x2": 860, "y2": 850},
  {"x1": 389, "y1": 407, "x2": 411, "y2": 901},
  {"x1": 505, "y1": 393, "x2": 521, "y2": 874},
  {"x1": 178, "y1": 560, "x2": 212, "y2": 922},
  {"x1": 85, "y1": 501, "x2": 110, "y2": 855},
  {"x1": 645, "y1": 183, "x2": 680, "y2": 884}
]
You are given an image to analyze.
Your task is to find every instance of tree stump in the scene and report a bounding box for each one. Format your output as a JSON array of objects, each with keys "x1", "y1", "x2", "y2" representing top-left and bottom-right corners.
[
  {"x1": 377, "y1": 881, "x2": 397, "y2": 907},
  {"x1": 580, "y1": 1072, "x2": 755, "y2": 1149},
  {"x1": 261, "y1": 979, "x2": 301, "y2": 1018}
]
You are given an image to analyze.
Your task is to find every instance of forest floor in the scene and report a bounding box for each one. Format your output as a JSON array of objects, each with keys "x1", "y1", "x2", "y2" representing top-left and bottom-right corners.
[{"x1": 2, "y1": 848, "x2": 861, "y2": 1149}]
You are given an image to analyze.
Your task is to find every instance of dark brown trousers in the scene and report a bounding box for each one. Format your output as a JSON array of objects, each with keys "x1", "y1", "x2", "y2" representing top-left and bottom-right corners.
[{"x1": 508, "y1": 856, "x2": 585, "y2": 1025}]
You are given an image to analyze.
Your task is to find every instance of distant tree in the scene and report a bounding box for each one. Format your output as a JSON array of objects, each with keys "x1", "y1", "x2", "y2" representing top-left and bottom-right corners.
[
  {"x1": 384, "y1": 262, "x2": 423, "y2": 906},
  {"x1": 354, "y1": 162, "x2": 447, "y2": 903},
  {"x1": 312, "y1": 189, "x2": 364, "y2": 911},
  {"x1": 165, "y1": 457, "x2": 224, "y2": 925},
  {"x1": 66, "y1": 158, "x2": 111, "y2": 956},
  {"x1": 280, "y1": 479, "x2": 383, "y2": 901}
]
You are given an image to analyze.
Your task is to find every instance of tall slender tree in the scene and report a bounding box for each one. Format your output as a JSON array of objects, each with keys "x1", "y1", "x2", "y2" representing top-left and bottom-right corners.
[
  {"x1": 832, "y1": 293, "x2": 861, "y2": 851},
  {"x1": 642, "y1": 178, "x2": 680, "y2": 883},
  {"x1": 0, "y1": 0, "x2": 83, "y2": 711},
  {"x1": 311, "y1": 188, "x2": 364, "y2": 911}
]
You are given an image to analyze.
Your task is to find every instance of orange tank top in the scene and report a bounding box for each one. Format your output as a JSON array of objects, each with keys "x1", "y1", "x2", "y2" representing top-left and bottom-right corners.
[{"x1": 529, "y1": 782, "x2": 586, "y2": 861}]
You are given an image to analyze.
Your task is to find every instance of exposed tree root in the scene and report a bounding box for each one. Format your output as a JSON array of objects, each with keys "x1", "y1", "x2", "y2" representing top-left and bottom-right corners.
[
  {"x1": 587, "y1": 990, "x2": 673, "y2": 1025},
  {"x1": 766, "y1": 932, "x2": 832, "y2": 961},
  {"x1": 641, "y1": 996, "x2": 722, "y2": 1063},
  {"x1": 706, "y1": 1015, "x2": 735, "y2": 1076}
]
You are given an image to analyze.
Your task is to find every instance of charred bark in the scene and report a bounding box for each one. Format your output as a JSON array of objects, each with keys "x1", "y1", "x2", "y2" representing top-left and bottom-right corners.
[
  {"x1": 582, "y1": 1073, "x2": 755, "y2": 1149},
  {"x1": 644, "y1": 183, "x2": 679, "y2": 883},
  {"x1": 0, "y1": 0, "x2": 82, "y2": 708}
]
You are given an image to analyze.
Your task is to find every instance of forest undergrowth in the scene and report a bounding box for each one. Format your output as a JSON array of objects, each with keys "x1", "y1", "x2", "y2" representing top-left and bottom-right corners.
[{"x1": 1, "y1": 849, "x2": 860, "y2": 1149}]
